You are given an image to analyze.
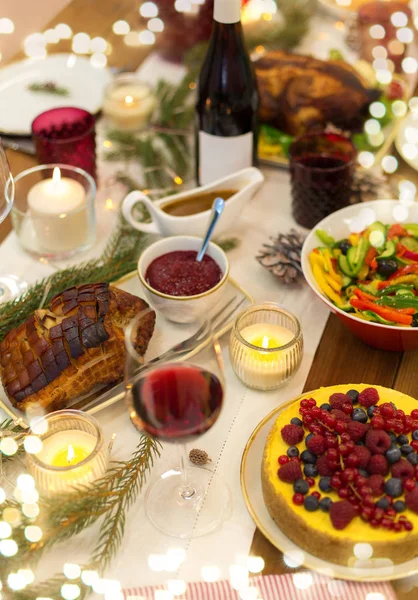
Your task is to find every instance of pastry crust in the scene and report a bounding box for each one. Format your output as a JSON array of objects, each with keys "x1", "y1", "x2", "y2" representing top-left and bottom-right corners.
[{"x1": 0, "y1": 283, "x2": 155, "y2": 412}]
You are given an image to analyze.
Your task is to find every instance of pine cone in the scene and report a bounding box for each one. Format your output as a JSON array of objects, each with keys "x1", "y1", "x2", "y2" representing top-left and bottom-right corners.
[
  {"x1": 189, "y1": 448, "x2": 211, "y2": 465},
  {"x1": 257, "y1": 229, "x2": 305, "y2": 284}
]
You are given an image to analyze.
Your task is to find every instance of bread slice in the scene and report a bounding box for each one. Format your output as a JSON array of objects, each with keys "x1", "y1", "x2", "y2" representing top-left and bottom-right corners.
[{"x1": 0, "y1": 283, "x2": 155, "y2": 412}]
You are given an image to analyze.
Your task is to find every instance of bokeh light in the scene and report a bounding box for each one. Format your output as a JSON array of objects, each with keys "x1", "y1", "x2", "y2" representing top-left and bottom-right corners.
[
  {"x1": 113, "y1": 20, "x2": 130, "y2": 35},
  {"x1": 382, "y1": 155, "x2": 398, "y2": 173}
]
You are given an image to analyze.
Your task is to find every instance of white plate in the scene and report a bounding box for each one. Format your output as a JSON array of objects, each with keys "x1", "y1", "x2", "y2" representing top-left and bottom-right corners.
[
  {"x1": 0, "y1": 54, "x2": 112, "y2": 135},
  {"x1": 240, "y1": 395, "x2": 418, "y2": 581},
  {"x1": 395, "y1": 110, "x2": 418, "y2": 172}
]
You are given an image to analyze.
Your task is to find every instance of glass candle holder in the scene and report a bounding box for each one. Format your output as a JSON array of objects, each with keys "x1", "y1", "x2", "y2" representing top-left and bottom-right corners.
[
  {"x1": 289, "y1": 132, "x2": 357, "y2": 230},
  {"x1": 102, "y1": 73, "x2": 155, "y2": 131},
  {"x1": 32, "y1": 107, "x2": 97, "y2": 181},
  {"x1": 26, "y1": 410, "x2": 109, "y2": 496},
  {"x1": 229, "y1": 303, "x2": 303, "y2": 391},
  {"x1": 8, "y1": 164, "x2": 96, "y2": 259}
]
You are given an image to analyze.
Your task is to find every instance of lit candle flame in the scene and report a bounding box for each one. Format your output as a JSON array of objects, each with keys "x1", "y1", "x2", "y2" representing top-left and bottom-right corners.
[
  {"x1": 67, "y1": 444, "x2": 75, "y2": 464},
  {"x1": 125, "y1": 95, "x2": 134, "y2": 105},
  {"x1": 261, "y1": 336, "x2": 270, "y2": 349},
  {"x1": 52, "y1": 166, "x2": 61, "y2": 185}
]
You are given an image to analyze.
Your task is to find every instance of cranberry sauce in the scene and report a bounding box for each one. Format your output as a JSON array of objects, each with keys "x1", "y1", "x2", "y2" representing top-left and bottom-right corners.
[{"x1": 145, "y1": 250, "x2": 223, "y2": 296}]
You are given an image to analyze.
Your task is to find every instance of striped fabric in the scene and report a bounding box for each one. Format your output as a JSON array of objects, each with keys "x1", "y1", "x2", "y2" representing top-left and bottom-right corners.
[{"x1": 123, "y1": 573, "x2": 397, "y2": 599}]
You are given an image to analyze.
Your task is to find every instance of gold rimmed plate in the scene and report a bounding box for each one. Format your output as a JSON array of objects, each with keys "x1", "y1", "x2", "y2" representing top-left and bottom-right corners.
[{"x1": 240, "y1": 389, "x2": 418, "y2": 581}]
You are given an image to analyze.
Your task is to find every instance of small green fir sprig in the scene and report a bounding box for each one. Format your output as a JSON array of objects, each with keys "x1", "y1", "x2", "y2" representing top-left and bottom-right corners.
[{"x1": 27, "y1": 81, "x2": 70, "y2": 96}]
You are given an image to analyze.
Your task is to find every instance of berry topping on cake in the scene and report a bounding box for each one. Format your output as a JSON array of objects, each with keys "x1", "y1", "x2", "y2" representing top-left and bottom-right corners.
[
  {"x1": 281, "y1": 424, "x2": 304, "y2": 445},
  {"x1": 278, "y1": 461, "x2": 302, "y2": 483},
  {"x1": 358, "y1": 387, "x2": 380, "y2": 408},
  {"x1": 330, "y1": 500, "x2": 357, "y2": 530},
  {"x1": 365, "y1": 429, "x2": 391, "y2": 455},
  {"x1": 306, "y1": 434, "x2": 326, "y2": 455}
]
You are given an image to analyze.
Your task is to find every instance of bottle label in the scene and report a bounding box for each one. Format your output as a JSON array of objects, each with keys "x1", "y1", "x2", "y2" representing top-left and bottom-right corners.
[{"x1": 199, "y1": 131, "x2": 253, "y2": 185}]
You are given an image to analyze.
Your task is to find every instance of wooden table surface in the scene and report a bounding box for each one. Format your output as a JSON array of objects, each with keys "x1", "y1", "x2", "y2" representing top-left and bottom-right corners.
[{"x1": 2, "y1": 1, "x2": 418, "y2": 597}]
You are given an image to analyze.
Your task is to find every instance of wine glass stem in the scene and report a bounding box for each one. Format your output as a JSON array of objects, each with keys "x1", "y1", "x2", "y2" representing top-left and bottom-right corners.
[{"x1": 178, "y1": 444, "x2": 195, "y2": 500}]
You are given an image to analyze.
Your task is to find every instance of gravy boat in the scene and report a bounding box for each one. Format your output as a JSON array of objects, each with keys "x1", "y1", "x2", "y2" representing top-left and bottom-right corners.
[{"x1": 121, "y1": 167, "x2": 264, "y2": 238}]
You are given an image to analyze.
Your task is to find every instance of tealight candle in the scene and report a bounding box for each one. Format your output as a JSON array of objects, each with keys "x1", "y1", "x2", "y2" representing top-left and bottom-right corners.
[
  {"x1": 27, "y1": 167, "x2": 88, "y2": 253},
  {"x1": 229, "y1": 304, "x2": 303, "y2": 390},
  {"x1": 26, "y1": 411, "x2": 108, "y2": 496},
  {"x1": 102, "y1": 74, "x2": 155, "y2": 130}
]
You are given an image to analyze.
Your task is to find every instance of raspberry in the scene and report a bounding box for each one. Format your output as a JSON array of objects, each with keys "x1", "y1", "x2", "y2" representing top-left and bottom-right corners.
[
  {"x1": 367, "y1": 455, "x2": 389, "y2": 476},
  {"x1": 306, "y1": 434, "x2": 326, "y2": 455},
  {"x1": 278, "y1": 461, "x2": 302, "y2": 483},
  {"x1": 368, "y1": 474, "x2": 385, "y2": 496},
  {"x1": 358, "y1": 388, "x2": 379, "y2": 408},
  {"x1": 329, "y1": 393, "x2": 351, "y2": 410},
  {"x1": 331, "y1": 409, "x2": 351, "y2": 423},
  {"x1": 281, "y1": 424, "x2": 304, "y2": 446},
  {"x1": 346, "y1": 421, "x2": 368, "y2": 442},
  {"x1": 405, "y1": 487, "x2": 418, "y2": 514},
  {"x1": 329, "y1": 500, "x2": 357, "y2": 530},
  {"x1": 352, "y1": 445, "x2": 371, "y2": 468},
  {"x1": 365, "y1": 429, "x2": 391, "y2": 455},
  {"x1": 317, "y1": 455, "x2": 336, "y2": 476},
  {"x1": 391, "y1": 458, "x2": 414, "y2": 480}
]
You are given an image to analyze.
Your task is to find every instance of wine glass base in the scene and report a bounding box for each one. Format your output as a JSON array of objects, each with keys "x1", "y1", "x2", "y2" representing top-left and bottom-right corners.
[
  {"x1": 0, "y1": 275, "x2": 28, "y2": 304},
  {"x1": 144, "y1": 466, "x2": 231, "y2": 539}
]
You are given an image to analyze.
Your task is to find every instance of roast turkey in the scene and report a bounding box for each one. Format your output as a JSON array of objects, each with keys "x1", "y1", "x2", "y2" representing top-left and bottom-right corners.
[
  {"x1": 0, "y1": 283, "x2": 155, "y2": 412},
  {"x1": 255, "y1": 51, "x2": 380, "y2": 135}
]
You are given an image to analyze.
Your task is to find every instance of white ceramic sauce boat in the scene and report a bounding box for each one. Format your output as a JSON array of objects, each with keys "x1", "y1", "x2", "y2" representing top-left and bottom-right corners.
[{"x1": 121, "y1": 167, "x2": 264, "y2": 238}]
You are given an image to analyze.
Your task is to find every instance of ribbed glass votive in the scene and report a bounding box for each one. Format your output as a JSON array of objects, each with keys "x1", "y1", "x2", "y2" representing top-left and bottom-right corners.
[
  {"x1": 26, "y1": 410, "x2": 108, "y2": 496},
  {"x1": 229, "y1": 303, "x2": 303, "y2": 391}
]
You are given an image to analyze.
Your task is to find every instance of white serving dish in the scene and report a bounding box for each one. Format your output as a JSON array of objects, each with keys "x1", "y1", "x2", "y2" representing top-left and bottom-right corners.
[
  {"x1": 121, "y1": 167, "x2": 264, "y2": 238},
  {"x1": 137, "y1": 236, "x2": 229, "y2": 323}
]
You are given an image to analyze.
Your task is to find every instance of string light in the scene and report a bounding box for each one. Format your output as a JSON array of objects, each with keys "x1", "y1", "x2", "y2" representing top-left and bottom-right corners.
[
  {"x1": 63, "y1": 564, "x2": 81, "y2": 580},
  {"x1": 140, "y1": 2, "x2": 159, "y2": 17},
  {"x1": 0, "y1": 539, "x2": 18, "y2": 556},
  {"x1": 55, "y1": 23, "x2": 72, "y2": 39},
  {"x1": 138, "y1": 30, "x2": 155, "y2": 45},
  {"x1": 61, "y1": 583, "x2": 81, "y2": 600},
  {"x1": 382, "y1": 155, "x2": 398, "y2": 173},
  {"x1": 24, "y1": 435, "x2": 43, "y2": 454},
  {"x1": 90, "y1": 37, "x2": 107, "y2": 53},
  {"x1": 0, "y1": 18, "x2": 14, "y2": 34},
  {"x1": 24, "y1": 525, "x2": 42, "y2": 542},
  {"x1": 0, "y1": 437, "x2": 18, "y2": 456},
  {"x1": 72, "y1": 33, "x2": 90, "y2": 54},
  {"x1": 391, "y1": 11, "x2": 408, "y2": 27}
]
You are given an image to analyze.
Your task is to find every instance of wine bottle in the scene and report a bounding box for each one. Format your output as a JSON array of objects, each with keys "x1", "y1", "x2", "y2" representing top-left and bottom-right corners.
[{"x1": 196, "y1": 0, "x2": 259, "y2": 186}]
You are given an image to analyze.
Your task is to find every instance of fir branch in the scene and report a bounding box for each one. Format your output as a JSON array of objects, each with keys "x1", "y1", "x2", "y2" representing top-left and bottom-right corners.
[
  {"x1": 217, "y1": 237, "x2": 241, "y2": 252},
  {"x1": 27, "y1": 81, "x2": 70, "y2": 96}
]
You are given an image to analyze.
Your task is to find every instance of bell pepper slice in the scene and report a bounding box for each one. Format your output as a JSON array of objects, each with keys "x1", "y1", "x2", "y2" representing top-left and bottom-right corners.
[
  {"x1": 378, "y1": 274, "x2": 418, "y2": 290},
  {"x1": 388, "y1": 264, "x2": 418, "y2": 280},
  {"x1": 324, "y1": 273, "x2": 342, "y2": 292},
  {"x1": 312, "y1": 263, "x2": 343, "y2": 306},
  {"x1": 322, "y1": 250, "x2": 343, "y2": 284},
  {"x1": 350, "y1": 298, "x2": 413, "y2": 325},
  {"x1": 388, "y1": 224, "x2": 408, "y2": 239},
  {"x1": 354, "y1": 288, "x2": 376, "y2": 302},
  {"x1": 377, "y1": 296, "x2": 417, "y2": 313},
  {"x1": 402, "y1": 248, "x2": 418, "y2": 262},
  {"x1": 378, "y1": 283, "x2": 415, "y2": 296},
  {"x1": 365, "y1": 247, "x2": 378, "y2": 266}
]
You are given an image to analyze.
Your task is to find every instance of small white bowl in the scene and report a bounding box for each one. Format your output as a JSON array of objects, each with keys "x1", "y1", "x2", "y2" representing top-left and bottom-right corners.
[{"x1": 137, "y1": 236, "x2": 230, "y2": 323}]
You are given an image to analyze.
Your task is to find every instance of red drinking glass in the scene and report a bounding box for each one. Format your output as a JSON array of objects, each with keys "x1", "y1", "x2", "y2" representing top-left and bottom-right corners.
[
  {"x1": 32, "y1": 107, "x2": 97, "y2": 181},
  {"x1": 289, "y1": 132, "x2": 357, "y2": 229}
]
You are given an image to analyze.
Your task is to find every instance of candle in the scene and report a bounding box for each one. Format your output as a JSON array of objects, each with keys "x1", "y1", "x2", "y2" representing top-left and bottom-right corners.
[
  {"x1": 27, "y1": 167, "x2": 88, "y2": 253},
  {"x1": 229, "y1": 304, "x2": 303, "y2": 391},
  {"x1": 102, "y1": 76, "x2": 155, "y2": 130},
  {"x1": 26, "y1": 411, "x2": 108, "y2": 496}
]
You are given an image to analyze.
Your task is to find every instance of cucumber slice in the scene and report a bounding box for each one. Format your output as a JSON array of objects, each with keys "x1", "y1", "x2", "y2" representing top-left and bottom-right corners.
[
  {"x1": 395, "y1": 289, "x2": 415, "y2": 297},
  {"x1": 400, "y1": 236, "x2": 418, "y2": 252},
  {"x1": 316, "y1": 229, "x2": 335, "y2": 246},
  {"x1": 346, "y1": 237, "x2": 369, "y2": 274},
  {"x1": 339, "y1": 303, "x2": 354, "y2": 312},
  {"x1": 377, "y1": 240, "x2": 396, "y2": 259},
  {"x1": 342, "y1": 276, "x2": 353, "y2": 288},
  {"x1": 338, "y1": 254, "x2": 357, "y2": 277},
  {"x1": 362, "y1": 310, "x2": 396, "y2": 325}
]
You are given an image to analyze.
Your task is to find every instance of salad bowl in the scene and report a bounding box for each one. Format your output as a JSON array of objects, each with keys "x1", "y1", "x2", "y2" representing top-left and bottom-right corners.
[{"x1": 302, "y1": 200, "x2": 418, "y2": 351}]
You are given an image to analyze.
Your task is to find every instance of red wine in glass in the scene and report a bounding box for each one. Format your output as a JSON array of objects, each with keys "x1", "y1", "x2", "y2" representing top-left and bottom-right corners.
[{"x1": 131, "y1": 364, "x2": 223, "y2": 442}]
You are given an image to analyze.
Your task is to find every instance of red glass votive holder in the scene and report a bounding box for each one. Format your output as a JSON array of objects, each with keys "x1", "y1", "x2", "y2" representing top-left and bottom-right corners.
[
  {"x1": 32, "y1": 107, "x2": 97, "y2": 181},
  {"x1": 289, "y1": 132, "x2": 357, "y2": 230}
]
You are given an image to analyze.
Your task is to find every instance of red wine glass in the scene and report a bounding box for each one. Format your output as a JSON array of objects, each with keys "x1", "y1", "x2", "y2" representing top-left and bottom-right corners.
[{"x1": 125, "y1": 309, "x2": 231, "y2": 538}]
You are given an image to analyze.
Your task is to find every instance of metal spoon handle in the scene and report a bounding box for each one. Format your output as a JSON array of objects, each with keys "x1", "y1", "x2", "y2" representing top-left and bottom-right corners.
[{"x1": 196, "y1": 197, "x2": 225, "y2": 262}]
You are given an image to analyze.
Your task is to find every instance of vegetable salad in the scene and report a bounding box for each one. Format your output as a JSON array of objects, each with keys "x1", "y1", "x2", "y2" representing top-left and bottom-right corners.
[{"x1": 310, "y1": 222, "x2": 418, "y2": 327}]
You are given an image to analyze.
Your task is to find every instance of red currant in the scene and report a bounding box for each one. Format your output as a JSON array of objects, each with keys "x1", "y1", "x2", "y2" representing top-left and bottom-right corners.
[
  {"x1": 340, "y1": 432, "x2": 351, "y2": 442},
  {"x1": 363, "y1": 495, "x2": 375, "y2": 508},
  {"x1": 341, "y1": 468, "x2": 356, "y2": 482},
  {"x1": 404, "y1": 520, "x2": 413, "y2": 531},
  {"x1": 304, "y1": 414, "x2": 314, "y2": 425},
  {"x1": 311, "y1": 407, "x2": 321, "y2": 417},
  {"x1": 335, "y1": 421, "x2": 347, "y2": 434},
  {"x1": 342, "y1": 402, "x2": 353, "y2": 415},
  {"x1": 374, "y1": 508, "x2": 384, "y2": 522},
  {"x1": 326, "y1": 436, "x2": 338, "y2": 449},
  {"x1": 387, "y1": 508, "x2": 396, "y2": 518},
  {"x1": 385, "y1": 418, "x2": 397, "y2": 431},
  {"x1": 278, "y1": 455, "x2": 289, "y2": 465},
  {"x1": 326, "y1": 449, "x2": 339, "y2": 461},
  {"x1": 338, "y1": 488, "x2": 348, "y2": 499},
  {"x1": 396, "y1": 409, "x2": 405, "y2": 419},
  {"x1": 339, "y1": 443, "x2": 350, "y2": 457},
  {"x1": 393, "y1": 420, "x2": 404, "y2": 434},
  {"x1": 345, "y1": 453, "x2": 360, "y2": 468},
  {"x1": 380, "y1": 403, "x2": 395, "y2": 418},
  {"x1": 385, "y1": 495, "x2": 393, "y2": 505},
  {"x1": 331, "y1": 475, "x2": 342, "y2": 489},
  {"x1": 293, "y1": 493, "x2": 304, "y2": 505},
  {"x1": 355, "y1": 476, "x2": 368, "y2": 488},
  {"x1": 371, "y1": 415, "x2": 385, "y2": 429},
  {"x1": 394, "y1": 522, "x2": 402, "y2": 532},
  {"x1": 359, "y1": 486, "x2": 372, "y2": 497},
  {"x1": 324, "y1": 414, "x2": 336, "y2": 428},
  {"x1": 410, "y1": 409, "x2": 418, "y2": 420},
  {"x1": 307, "y1": 399, "x2": 316, "y2": 408},
  {"x1": 403, "y1": 416, "x2": 413, "y2": 432},
  {"x1": 404, "y1": 479, "x2": 416, "y2": 492},
  {"x1": 306, "y1": 477, "x2": 315, "y2": 487},
  {"x1": 370, "y1": 519, "x2": 379, "y2": 527},
  {"x1": 411, "y1": 440, "x2": 418, "y2": 452},
  {"x1": 300, "y1": 399, "x2": 310, "y2": 408},
  {"x1": 382, "y1": 517, "x2": 393, "y2": 528},
  {"x1": 312, "y1": 491, "x2": 321, "y2": 499},
  {"x1": 360, "y1": 508, "x2": 372, "y2": 521},
  {"x1": 373, "y1": 407, "x2": 381, "y2": 416}
]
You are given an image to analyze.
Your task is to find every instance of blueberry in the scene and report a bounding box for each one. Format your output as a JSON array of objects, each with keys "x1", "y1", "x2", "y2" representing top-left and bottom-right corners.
[
  {"x1": 304, "y1": 495, "x2": 319, "y2": 512},
  {"x1": 367, "y1": 406, "x2": 375, "y2": 418},
  {"x1": 287, "y1": 446, "x2": 299, "y2": 458},
  {"x1": 412, "y1": 430, "x2": 418, "y2": 441},
  {"x1": 358, "y1": 468, "x2": 369, "y2": 478},
  {"x1": 337, "y1": 240, "x2": 352, "y2": 255},
  {"x1": 319, "y1": 476, "x2": 332, "y2": 492},
  {"x1": 376, "y1": 497, "x2": 390, "y2": 510},
  {"x1": 389, "y1": 432, "x2": 398, "y2": 444},
  {"x1": 386, "y1": 447, "x2": 402, "y2": 464},
  {"x1": 401, "y1": 444, "x2": 413, "y2": 455},
  {"x1": 304, "y1": 464, "x2": 318, "y2": 477},
  {"x1": 393, "y1": 500, "x2": 406, "y2": 513},
  {"x1": 397, "y1": 434, "x2": 409, "y2": 446},
  {"x1": 320, "y1": 403, "x2": 331, "y2": 412},
  {"x1": 293, "y1": 479, "x2": 309, "y2": 495},
  {"x1": 305, "y1": 433, "x2": 314, "y2": 445},
  {"x1": 407, "y1": 452, "x2": 418, "y2": 466},
  {"x1": 346, "y1": 389, "x2": 359, "y2": 404},
  {"x1": 301, "y1": 450, "x2": 317, "y2": 464},
  {"x1": 319, "y1": 497, "x2": 333, "y2": 512},
  {"x1": 352, "y1": 408, "x2": 368, "y2": 424},
  {"x1": 291, "y1": 417, "x2": 303, "y2": 427},
  {"x1": 384, "y1": 477, "x2": 403, "y2": 498}
]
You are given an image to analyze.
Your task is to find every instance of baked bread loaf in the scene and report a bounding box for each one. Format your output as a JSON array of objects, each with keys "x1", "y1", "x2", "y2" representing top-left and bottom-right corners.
[
  {"x1": 0, "y1": 283, "x2": 155, "y2": 413},
  {"x1": 255, "y1": 51, "x2": 380, "y2": 135}
]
